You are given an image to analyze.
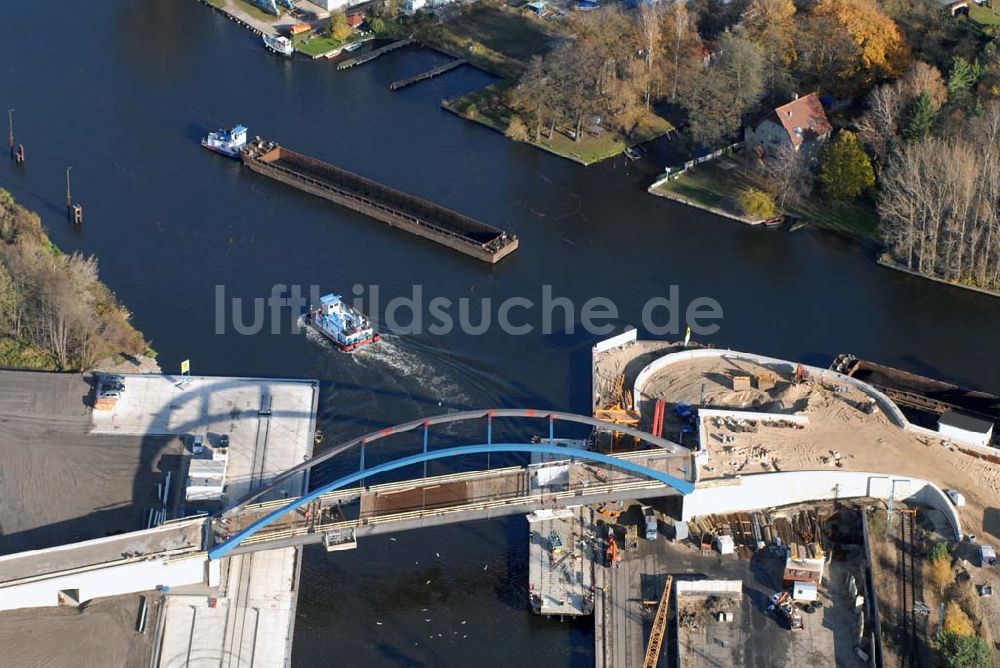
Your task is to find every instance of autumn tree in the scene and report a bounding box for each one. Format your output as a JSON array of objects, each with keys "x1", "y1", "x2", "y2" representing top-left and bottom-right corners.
[
  {"x1": 928, "y1": 545, "x2": 953, "y2": 593},
  {"x1": 900, "y1": 61, "x2": 947, "y2": 110},
  {"x1": 943, "y1": 602, "x2": 975, "y2": 637},
  {"x1": 661, "y1": 0, "x2": 703, "y2": 102},
  {"x1": 330, "y1": 11, "x2": 352, "y2": 42},
  {"x1": 819, "y1": 130, "x2": 875, "y2": 200},
  {"x1": 505, "y1": 116, "x2": 529, "y2": 142},
  {"x1": 799, "y1": 0, "x2": 910, "y2": 97},
  {"x1": 741, "y1": 0, "x2": 798, "y2": 98},
  {"x1": 680, "y1": 31, "x2": 765, "y2": 146},
  {"x1": 878, "y1": 105, "x2": 1000, "y2": 288},
  {"x1": 739, "y1": 188, "x2": 779, "y2": 218}
]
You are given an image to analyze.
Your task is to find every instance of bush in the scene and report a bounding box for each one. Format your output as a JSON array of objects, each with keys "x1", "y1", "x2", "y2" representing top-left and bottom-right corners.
[
  {"x1": 930, "y1": 542, "x2": 953, "y2": 593},
  {"x1": 934, "y1": 630, "x2": 990, "y2": 668},
  {"x1": 943, "y1": 601, "x2": 975, "y2": 637},
  {"x1": 505, "y1": 116, "x2": 529, "y2": 142},
  {"x1": 738, "y1": 188, "x2": 778, "y2": 219}
]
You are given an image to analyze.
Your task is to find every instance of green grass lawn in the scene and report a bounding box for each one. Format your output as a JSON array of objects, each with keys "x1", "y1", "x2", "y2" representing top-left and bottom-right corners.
[
  {"x1": 419, "y1": 6, "x2": 560, "y2": 77},
  {"x1": 653, "y1": 161, "x2": 881, "y2": 238},
  {"x1": 294, "y1": 33, "x2": 346, "y2": 57},
  {"x1": 445, "y1": 84, "x2": 674, "y2": 165},
  {"x1": 971, "y1": 3, "x2": 1000, "y2": 26}
]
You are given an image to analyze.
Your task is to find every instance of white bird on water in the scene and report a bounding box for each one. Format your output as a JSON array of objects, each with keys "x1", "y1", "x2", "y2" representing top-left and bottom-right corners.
[{"x1": 426, "y1": 579, "x2": 432, "y2": 585}]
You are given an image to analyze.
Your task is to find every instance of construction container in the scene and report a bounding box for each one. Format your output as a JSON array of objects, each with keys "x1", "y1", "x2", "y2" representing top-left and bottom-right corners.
[{"x1": 716, "y1": 535, "x2": 734, "y2": 555}]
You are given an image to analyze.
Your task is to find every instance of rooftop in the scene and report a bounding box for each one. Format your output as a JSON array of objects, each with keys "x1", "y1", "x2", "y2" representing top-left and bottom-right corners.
[{"x1": 765, "y1": 93, "x2": 832, "y2": 147}]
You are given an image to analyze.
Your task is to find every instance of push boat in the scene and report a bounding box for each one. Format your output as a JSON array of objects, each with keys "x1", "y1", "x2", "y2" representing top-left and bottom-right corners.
[
  {"x1": 201, "y1": 125, "x2": 248, "y2": 159},
  {"x1": 305, "y1": 293, "x2": 380, "y2": 352},
  {"x1": 263, "y1": 34, "x2": 294, "y2": 57}
]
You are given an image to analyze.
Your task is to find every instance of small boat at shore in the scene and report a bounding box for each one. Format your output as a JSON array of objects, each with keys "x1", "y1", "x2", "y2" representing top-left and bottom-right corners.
[
  {"x1": 344, "y1": 41, "x2": 364, "y2": 53},
  {"x1": 201, "y1": 125, "x2": 247, "y2": 159},
  {"x1": 304, "y1": 293, "x2": 379, "y2": 352},
  {"x1": 263, "y1": 34, "x2": 294, "y2": 57}
]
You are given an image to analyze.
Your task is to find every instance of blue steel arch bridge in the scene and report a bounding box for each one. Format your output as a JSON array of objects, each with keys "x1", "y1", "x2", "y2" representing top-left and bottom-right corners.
[{"x1": 208, "y1": 409, "x2": 695, "y2": 560}]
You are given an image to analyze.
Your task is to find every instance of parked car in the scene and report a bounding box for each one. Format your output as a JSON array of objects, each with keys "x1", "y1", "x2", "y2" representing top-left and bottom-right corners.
[
  {"x1": 192, "y1": 434, "x2": 204, "y2": 455},
  {"x1": 947, "y1": 490, "x2": 967, "y2": 507},
  {"x1": 643, "y1": 505, "x2": 658, "y2": 540},
  {"x1": 218, "y1": 434, "x2": 230, "y2": 449}
]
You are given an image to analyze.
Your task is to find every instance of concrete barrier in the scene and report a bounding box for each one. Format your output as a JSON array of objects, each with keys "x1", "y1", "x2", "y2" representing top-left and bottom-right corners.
[
  {"x1": 681, "y1": 470, "x2": 960, "y2": 540},
  {"x1": 0, "y1": 554, "x2": 214, "y2": 612},
  {"x1": 633, "y1": 348, "x2": 908, "y2": 428}
]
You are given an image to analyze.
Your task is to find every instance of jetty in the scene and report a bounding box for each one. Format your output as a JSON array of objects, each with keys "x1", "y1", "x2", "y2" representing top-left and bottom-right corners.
[
  {"x1": 390, "y1": 59, "x2": 466, "y2": 91},
  {"x1": 240, "y1": 138, "x2": 518, "y2": 263},
  {"x1": 338, "y1": 39, "x2": 414, "y2": 70}
]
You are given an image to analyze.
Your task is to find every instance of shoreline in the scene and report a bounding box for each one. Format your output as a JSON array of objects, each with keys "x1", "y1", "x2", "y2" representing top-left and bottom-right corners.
[
  {"x1": 647, "y1": 173, "x2": 765, "y2": 225},
  {"x1": 877, "y1": 256, "x2": 1000, "y2": 299}
]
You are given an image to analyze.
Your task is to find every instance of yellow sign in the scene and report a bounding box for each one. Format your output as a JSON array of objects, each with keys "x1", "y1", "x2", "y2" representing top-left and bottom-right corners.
[{"x1": 180, "y1": 359, "x2": 190, "y2": 376}]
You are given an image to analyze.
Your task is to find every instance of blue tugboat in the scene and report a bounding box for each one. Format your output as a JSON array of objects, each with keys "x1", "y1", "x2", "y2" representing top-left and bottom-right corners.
[
  {"x1": 305, "y1": 294, "x2": 380, "y2": 351},
  {"x1": 201, "y1": 125, "x2": 248, "y2": 159}
]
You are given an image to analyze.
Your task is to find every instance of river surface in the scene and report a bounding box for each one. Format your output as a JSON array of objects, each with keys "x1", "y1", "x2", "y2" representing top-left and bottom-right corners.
[{"x1": 2, "y1": 2, "x2": 999, "y2": 666}]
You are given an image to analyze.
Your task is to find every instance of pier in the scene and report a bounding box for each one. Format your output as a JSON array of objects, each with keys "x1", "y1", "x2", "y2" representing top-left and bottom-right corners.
[
  {"x1": 240, "y1": 138, "x2": 518, "y2": 263},
  {"x1": 338, "y1": 39, "x2": 414, "y2": 70},
  {"x1": 390, "y1": 59, "x2": 467, "y2": 90}
]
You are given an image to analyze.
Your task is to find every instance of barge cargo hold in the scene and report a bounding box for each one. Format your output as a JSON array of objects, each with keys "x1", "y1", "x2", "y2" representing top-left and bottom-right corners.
[
  {"x1": 831, "y1": 353, "x2": 1000, "y2": 422},
  {"x1": 240, "y1": 138, "x2": 518, "y2": 263}
]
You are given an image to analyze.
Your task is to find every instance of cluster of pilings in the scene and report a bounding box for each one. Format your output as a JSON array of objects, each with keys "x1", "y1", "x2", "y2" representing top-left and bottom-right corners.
[{"x1": 7, "y1": 108, "x2": 83, "y2": 225}]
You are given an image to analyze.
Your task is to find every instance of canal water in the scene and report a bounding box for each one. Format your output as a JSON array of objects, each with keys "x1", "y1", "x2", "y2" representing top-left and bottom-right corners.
[{"x1": 2, "y1": 2, "x2": 999, "y2": 665}]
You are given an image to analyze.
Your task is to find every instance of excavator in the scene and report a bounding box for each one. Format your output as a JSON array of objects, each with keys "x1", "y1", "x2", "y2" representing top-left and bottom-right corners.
[{"x1": 606, "y1": 531, "x2": 622, "y2": 567}]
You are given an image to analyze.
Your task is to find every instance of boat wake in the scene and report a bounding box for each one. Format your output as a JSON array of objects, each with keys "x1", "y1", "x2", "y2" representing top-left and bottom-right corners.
[{"x1": 303, "y1": 325, "x2": 470, "y2": 406}]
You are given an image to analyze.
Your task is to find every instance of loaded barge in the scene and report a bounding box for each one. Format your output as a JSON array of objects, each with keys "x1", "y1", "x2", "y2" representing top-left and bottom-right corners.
[
  {"x1": 831, "y1": 353, "x2": 1000, "y2": 423},
  {"x1": 240, "y1": 138, "x2": 518, "y2": 263}
]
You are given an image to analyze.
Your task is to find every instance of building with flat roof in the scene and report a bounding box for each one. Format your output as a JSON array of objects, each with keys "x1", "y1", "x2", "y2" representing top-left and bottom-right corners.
[{"x1": 938, "y1": 411, "x2": 994, "y2": 447}]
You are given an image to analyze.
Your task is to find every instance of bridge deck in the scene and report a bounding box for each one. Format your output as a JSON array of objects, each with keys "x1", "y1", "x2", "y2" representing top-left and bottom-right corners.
[
  {"x1": 0, "y1": 519, "x2": 203, "y2": 585},
  {"x1": 224, "y1": 449, "x2": 689, "y2": 553}
]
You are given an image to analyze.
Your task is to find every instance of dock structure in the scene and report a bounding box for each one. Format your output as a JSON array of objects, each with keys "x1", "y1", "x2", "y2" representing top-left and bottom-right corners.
[
  {"x1": 527, "y1": 507, "x2": 596, "y2": 618},
  {"x1": 390, "y1": 59, "x2": 466, "y2": 90},
  {"x1": 240, "y1": 138, "x2": 518, "y2": 263},
  {"x1": 338, "y1": 38, "x2": 414, "y2": 69}
]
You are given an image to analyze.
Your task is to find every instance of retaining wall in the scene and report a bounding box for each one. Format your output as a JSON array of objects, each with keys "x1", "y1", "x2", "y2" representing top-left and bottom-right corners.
[
  {"x1": 681, "y1": 470, "x2": 961, "y2": 540},
  {"x1": 633, "y1": 348, "x2": 908, "y2": 427}
]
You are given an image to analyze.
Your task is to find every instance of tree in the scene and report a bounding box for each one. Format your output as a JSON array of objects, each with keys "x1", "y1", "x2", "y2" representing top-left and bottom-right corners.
[
  {"x1": 681, "y1": 32, "x2": 765, "y2": 146},
  {"x1": 330, "y1": 11, "x2": 352, "y2": 42},
  {"x1": 903, "y1": 91, "x2": 937, "y2": 142},
  {"x1": 943, "y1": 601, "x2": 975, "y2": 637},
  {"x1": 505, "y1": 116, "x2": 529, "y2": 142},
  {"x1": 934, "y1": 630, "x2": 991, "y2": 668},
  {"x1": 661, "y1": 0, "x2": 703, "y2": 103},
  {"x1": 761, "y1": 144, "x2": 814, "y2": 207},
  {"x1": 367, "y1": 17, "x2": 386, "y2": 36},
  {"x1": 929, "y1": 555, "x2": 953, "y2": 593},
  {"x1": 948, "y1": 57, "x2": 982, "y2": 104},
  {"x1": 857, "y1": 81, "x2": 904, "y2": 161},
  {"x1": 799, "y1": 0, "x2": 910, "y2": 97},
  {"x1": 877, "y1": 113, "x2": 1000, "y2": 288},
  {"x1": 738, "y1": 188, "x2": 779, "y2": 218},
  {"x1": 819, "y1": 130, "x2": 875, "y2": 200},
  {"x1": 741, "y1": 0, "x2": 798, "y2": 97},
  {"x1": 900, "y1": 61, "x2": 947, "y2": 110}
]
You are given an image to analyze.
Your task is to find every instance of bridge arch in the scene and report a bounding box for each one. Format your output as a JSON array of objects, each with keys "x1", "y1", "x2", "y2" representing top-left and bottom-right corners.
[
  {"x1": 222, "y1": 408, "x2": 688, "y2": 516},
  {"x1": 209, "y1": 442, "x2": 694, "y2": 560}
]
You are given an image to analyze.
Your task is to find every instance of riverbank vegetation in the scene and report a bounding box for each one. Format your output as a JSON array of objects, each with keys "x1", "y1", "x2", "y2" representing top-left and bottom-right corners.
[{"x1": 0, "y1": 190, "x2": 151, "y2": 371}]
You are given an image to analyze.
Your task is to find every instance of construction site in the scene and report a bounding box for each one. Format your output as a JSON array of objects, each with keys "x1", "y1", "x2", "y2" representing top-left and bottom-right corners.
[{"x1": 588, "y1": 333, "x2": 1000, "y2": 666}]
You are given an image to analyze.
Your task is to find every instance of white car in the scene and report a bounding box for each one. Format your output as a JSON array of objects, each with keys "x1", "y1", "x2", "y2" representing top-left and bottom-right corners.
[
  {"x1": 947, "y1": 490, "x2": 966, "y2": 507},
  {"x1": 192, "y1": 435, "x2": 205, "y2": 455}
]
